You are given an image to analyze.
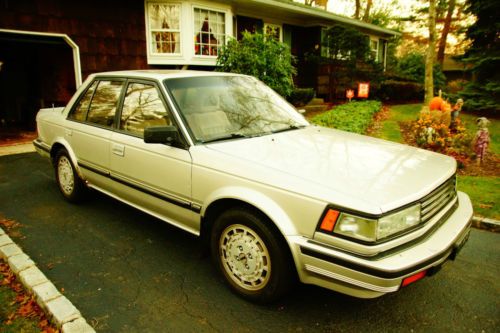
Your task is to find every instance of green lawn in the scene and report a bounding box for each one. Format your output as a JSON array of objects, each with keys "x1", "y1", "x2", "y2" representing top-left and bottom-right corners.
[
  {"x1": 375, "y1": 103, "x2": 421, "y2": 143},
  {"x1": 458, "y1": 176, "x2": 499, "y2": 220},
  {"x1": 371, "y1": 103, "x2": 499, "y2": 220}
]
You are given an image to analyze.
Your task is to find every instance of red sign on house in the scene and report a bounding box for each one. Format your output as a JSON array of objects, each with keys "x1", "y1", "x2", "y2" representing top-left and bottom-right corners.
[
  {"x1": 358, "y1": 83, "x2": 370, "y2": 98},
  {"x1": 346, "y1": 89, "x2": 354, "y2": 101}
]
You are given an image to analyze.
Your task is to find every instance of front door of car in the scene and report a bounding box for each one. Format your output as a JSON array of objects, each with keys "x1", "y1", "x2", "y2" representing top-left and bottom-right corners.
[
  {"x1": 108, "y1": 80, "x2": 197, "y2": 232},
  {"x1": 66, "y1": 79, "x2": 125, "y2": 186}
]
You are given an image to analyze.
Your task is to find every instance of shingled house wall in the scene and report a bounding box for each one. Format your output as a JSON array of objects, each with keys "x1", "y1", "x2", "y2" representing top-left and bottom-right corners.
[{"x1": 1, "y1": 0, "x2": 149, "y2": 80}]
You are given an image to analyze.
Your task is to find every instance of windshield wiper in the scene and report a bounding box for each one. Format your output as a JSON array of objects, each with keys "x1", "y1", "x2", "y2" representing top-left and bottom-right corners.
[
  {"x1": 201, "y1": 133, "x2": 249, "y2": 144},
  {"x1": 271, "y1": 124, "x2": 306, "y2": 134}
]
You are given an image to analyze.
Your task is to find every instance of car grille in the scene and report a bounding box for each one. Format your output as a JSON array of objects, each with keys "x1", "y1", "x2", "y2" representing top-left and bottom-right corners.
[{"x1": 420, "y1": 175, "x2": 457, "y2": 224}]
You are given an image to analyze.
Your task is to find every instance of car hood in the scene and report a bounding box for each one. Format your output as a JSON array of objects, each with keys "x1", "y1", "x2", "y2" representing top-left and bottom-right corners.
[{"x1": 202, "y1": 126, "x2": 456, "y2": 214}]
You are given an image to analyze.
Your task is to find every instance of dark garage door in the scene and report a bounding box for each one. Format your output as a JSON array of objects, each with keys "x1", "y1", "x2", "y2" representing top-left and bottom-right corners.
[{"x1": 0, "y1": 32, "x2": 76, "y2": 139}]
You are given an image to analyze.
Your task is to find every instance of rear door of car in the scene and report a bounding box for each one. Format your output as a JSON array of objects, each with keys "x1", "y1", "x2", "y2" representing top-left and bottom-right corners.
[
  {"x1": 66, "y1": 78, "x2": 125, "y2": 185},
  {"x1": 108, "y1": 78, "x2": 197, "y2": 233}
]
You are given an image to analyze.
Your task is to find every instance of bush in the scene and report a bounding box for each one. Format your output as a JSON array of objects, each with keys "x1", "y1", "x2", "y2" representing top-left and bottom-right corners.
[
  {"x1": 216, "y1": 32, "x2": 296, "y2": 97},
  {"x1": 310, "y1": 100, "x2": 382, "y2": 134},
  {"x1": 446, "y1": 79, "x2": 468, "y2": 94},
  {"x1": 396, "y1": 52, "x2": 447, "y2": 92},
  {"x1": 411, "y1": 111, "x2": 472, "y2": 168},
  {"x1": 374, "y1": 80, "x2": 424, "y2": 102},
  {"x1": 287, "y1": 88, "x2": 315, "y2": 106}
]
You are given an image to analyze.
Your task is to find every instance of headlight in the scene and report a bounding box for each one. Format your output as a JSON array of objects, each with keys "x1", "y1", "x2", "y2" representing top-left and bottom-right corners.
[
  {"x1": 377, "y1": 204, "x2": 420, "y2": 240},
  {"x1": 334, "y1": 213, "x2": 377, "y2": 242},
  {"x1": 320, "y1": 204, "x2": 421, "y2": 243}
]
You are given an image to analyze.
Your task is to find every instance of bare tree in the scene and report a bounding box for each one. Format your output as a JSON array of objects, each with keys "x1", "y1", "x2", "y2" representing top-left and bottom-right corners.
[
  {"x1": 425, "y1": 0, "x2": 437, "y2": 104},
  {"x1": 437, "y1": 0, "x2": 456, "y2": 66},
  {"x1": 354, "y1": 0, "x2": 361, "y2": 19},
  {"x1": 362, "y1": 0, "x2": 373, "y2": 22}
]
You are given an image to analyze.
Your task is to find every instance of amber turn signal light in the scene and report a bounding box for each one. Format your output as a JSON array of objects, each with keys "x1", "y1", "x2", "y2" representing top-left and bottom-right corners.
[{"x1": 320, "y1": 209, "x2": 340, "y2": 232}]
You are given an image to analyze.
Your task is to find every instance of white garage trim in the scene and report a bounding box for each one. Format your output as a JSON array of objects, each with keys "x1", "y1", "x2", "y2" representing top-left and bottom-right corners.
[{"x1": 0, "y1": 29, "x2": 82, "y2": 87}]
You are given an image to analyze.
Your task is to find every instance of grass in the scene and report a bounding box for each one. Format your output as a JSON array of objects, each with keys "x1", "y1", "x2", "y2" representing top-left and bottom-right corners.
[
  {"x1": 458, "y1": 176, "x2": 499, "y2": 220},
  {"x1": 376, "y1": 103, "x2": 421, "y2": 143}
]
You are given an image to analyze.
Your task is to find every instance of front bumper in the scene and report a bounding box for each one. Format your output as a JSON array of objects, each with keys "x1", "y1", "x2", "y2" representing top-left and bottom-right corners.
[{"x1": 289, "y1": 191, "x2": 473, "y2": 298}]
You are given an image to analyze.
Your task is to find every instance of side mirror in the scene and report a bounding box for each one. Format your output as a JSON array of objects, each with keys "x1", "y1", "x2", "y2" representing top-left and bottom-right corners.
[{"x1": 144, "y1": 126, "x2": 180, "y2": 145}]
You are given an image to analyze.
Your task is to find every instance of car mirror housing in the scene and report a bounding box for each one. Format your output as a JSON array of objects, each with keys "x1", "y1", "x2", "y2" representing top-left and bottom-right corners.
[{"x1": 144, "y1": 126, "x2": 180, "y2": 145}]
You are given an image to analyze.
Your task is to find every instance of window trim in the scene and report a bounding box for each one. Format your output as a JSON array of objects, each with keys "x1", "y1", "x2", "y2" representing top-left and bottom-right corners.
[
  {"x1": 192, "y1": 4, "x2": 228, "y2": 59},
  {"x1": 263, "y1": 23, "x2": 283, "y2": 42},
  {"x1": 144, "y1": 0, "x2": 232, "y2": 65},
  {"x1": 370, "y1": 37, "x2": 379, "y2": 62},
  {"x1": 147, "y1": 2, "x2": 183, "y2": 57}
]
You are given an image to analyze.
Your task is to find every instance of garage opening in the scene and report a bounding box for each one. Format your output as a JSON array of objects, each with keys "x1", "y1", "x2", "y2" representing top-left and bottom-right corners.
[{"x1": 0, "y1": 30, "x2": 80, "y2": 145}]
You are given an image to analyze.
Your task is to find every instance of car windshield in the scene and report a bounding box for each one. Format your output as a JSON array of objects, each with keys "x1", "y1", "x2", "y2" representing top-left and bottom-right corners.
[{"x1": 164, "y1": 75, "x2": 308, "y2": 143}]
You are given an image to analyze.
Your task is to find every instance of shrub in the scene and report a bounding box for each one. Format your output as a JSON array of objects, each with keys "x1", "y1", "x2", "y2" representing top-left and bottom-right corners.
[
  {"x1": 287, "y1": 88, "x2": 315, "y2": 106},
  {"x1": 396, "y1": 52, "x2": 447, "y2": 92},
  {"x1": 374, "y1": 80, "x2": 424, "y2": 102},
  {"x1": 446, "y1": 79, "x2": 468, "y2": 94},
  {"x1": 216, "y1": 32, "x2": 296, "y2": 97},
  {"x1": 310, "y1": 100, "x2": 382, "y2": 134},
  {"x1": 411, "y1": 111, "x2": 472, "y2": 168}
]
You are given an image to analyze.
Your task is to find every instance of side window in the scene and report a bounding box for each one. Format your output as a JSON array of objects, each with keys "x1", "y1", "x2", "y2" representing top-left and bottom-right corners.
[
  {"x1": 120, "y1": 82, "x2": 172, "y2": 137},
  {"x1": 69, "y1": 81, "x2": 98, "y2": 121},
  {"x1": 86, "y1": 80, "x2": 124, "y2": 127}
]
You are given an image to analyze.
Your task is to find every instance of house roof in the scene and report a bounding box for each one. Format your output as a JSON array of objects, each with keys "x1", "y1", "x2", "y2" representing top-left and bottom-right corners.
[{"x1": 230, "y1": 0, "x2": 401, "y2": 38}]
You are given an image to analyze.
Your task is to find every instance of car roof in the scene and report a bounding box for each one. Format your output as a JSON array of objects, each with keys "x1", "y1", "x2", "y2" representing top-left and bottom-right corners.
[{"x1": 89, "y1": 70, "x2": 244, "y2": 80}]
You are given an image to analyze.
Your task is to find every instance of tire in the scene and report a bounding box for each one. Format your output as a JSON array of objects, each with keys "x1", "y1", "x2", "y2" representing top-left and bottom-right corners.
[
  {"x1": 54, "y1": 149, "x2": 86, "y2": 202},
  {"x1": 210, "y1": 207, "x2": 295, "y2": 303}
]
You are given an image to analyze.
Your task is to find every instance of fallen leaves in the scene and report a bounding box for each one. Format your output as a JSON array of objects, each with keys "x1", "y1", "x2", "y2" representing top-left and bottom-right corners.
[
  {"x1": 0, "y1": 260, "x2": 59, "y2": 332},
  {"x1": 479, "y1": 203, "x2": 493, "y2": 209},
  {"x1": 0, "y1": 217, "x2": 21, "y2": 231}
]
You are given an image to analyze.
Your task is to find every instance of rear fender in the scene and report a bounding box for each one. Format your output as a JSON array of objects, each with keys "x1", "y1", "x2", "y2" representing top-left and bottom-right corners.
[{"x1": 50, "y1": 138, "x2": 84, "y2": 179}]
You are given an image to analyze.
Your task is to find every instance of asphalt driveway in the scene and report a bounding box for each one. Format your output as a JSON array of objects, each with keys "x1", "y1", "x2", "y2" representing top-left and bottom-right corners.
[{"x1": 0, "y1": 153, "x2": 499, "y2": 332}]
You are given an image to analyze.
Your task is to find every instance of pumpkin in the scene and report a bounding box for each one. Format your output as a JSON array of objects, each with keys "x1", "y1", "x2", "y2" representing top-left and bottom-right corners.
[{"x1": 429, "y1": 97, "x2": 451, "y2": 112}]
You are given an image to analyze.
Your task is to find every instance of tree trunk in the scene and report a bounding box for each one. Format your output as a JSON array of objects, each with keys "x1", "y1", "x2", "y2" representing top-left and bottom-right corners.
[
  {"x1": 425, "y1": 0, "x2": 437, "y2": 104},
  {"x1": 363, "y1": 0, "x2": 373, "y2": 22},
  {"x1": 437, "y1": 0, "x2": 456, "y2": 66},
  {"x1": 354, "y1": 0, "x2": 361, "y2": 19}
]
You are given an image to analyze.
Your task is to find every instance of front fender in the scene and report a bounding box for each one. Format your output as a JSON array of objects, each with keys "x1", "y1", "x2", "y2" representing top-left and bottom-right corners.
[{"x1": 201, "y1": 186, "x2": 298, "y2": 236}]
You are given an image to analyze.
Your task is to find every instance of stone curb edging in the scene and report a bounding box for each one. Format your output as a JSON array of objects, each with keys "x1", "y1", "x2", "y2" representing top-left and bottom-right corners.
[
  {"x1": 0, "y1": 227, "x2": 95, "y2": 333},
  {"x1": 472, "y1": 216, "x2": 500, "y2": 233}
]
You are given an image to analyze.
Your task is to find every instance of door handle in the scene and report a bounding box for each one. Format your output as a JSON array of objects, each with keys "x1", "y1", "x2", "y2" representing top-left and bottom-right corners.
[
  {"x1": 65, "y1": 129, "x2": 72, "y2": 137},
  {"x1": 112, "y1": 144, "x2": 125, "y2": 157}
]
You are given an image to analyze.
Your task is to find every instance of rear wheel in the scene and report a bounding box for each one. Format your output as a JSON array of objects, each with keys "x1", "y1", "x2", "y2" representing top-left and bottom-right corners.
[
  {"x1": 54, "y1": 149, "x2": 86, "y2": 202},
  {"x1": 210, "y1": 207, "x2": 295, "y2": 303}
]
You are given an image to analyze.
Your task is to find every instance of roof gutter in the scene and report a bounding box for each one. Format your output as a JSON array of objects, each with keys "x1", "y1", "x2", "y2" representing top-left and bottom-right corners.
[{"x1": 247, "y1": 0, "x2": 401, "y2": 37}]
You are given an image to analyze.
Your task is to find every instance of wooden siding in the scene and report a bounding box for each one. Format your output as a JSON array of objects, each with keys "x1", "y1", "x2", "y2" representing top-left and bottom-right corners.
[{"x1": 0, "y1": 0, "x2": 149, "y2": 80}]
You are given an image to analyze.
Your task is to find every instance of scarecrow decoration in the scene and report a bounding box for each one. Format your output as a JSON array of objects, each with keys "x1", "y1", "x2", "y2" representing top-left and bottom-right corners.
[{"x1": 474, "y1": 117, "x2": 490, "y2": 165}]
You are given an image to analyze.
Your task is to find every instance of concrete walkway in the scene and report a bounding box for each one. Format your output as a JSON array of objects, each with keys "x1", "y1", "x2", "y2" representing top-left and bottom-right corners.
[{"x1": 0, "y1": 142, "x2": 35, "y2": 156}]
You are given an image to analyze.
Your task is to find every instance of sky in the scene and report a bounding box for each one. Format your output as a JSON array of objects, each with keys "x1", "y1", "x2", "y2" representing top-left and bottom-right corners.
[{"x1": 324, "y1": 0, "x2": 416, "y2": 18}]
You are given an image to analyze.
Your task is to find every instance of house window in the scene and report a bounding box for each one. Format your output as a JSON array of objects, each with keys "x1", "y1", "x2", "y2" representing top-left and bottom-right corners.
[
  {"x1": 148, "y1": 3, "x2": 181, "y2": 54},
  {"x1": 193, "y1": 7, "x2": 226, "y2": 57},
  {"x1": 370, "y1": 39, "x2": 379, "y2": 61},
  {"x1": 264, "y1": 23, "x2": 282, "y2": 42}
]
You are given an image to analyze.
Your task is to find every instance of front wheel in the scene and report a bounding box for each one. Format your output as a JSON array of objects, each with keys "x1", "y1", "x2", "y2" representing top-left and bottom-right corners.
[
  {"x1": 210, "y1": 207, "x2": 295, "y2": 303},
  {"x1": 54, "y1": 149, "x2": 86, "y2": 202}
]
